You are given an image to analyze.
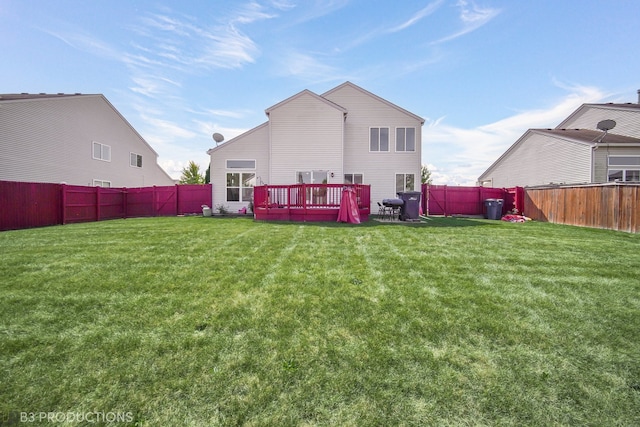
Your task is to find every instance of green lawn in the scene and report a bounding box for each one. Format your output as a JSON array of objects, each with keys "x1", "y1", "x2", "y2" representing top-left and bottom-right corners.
[{"x1": 1, "y1": 216, "x2": 639, "y2": 426}]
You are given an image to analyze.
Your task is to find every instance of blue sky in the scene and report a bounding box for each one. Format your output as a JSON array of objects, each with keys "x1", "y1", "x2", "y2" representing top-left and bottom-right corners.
[{"x1": 2, "y1": 0, "x2": 639, "y2": 184}]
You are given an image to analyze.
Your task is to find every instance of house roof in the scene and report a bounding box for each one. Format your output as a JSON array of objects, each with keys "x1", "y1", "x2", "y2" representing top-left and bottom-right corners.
[
  {"x1": 477, "y1": 128, "x2": 640, "y2": 182},
  {"x1": 264, "y1": 89, "x2": 348, "y2": 115},
  {"x1": 533, "y1": 128, "x2": 640, "y2": 145},
  {"x1": 206, "y1": 122, "x2": 268, "y2": 155},
  {"x1": 556, "y1": 101, "x2": 640, "y2": 129},
  {"x1": 322, "y1": 81, "x2": 425, "y2": 124},
  {"x1": 0, "y1": 93, "x2": 94, "y2": 101}
]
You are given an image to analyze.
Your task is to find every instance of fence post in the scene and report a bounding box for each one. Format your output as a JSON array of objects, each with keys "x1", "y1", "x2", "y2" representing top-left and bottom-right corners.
[
  {"x1": 122, "y1": 188, "x2": 127, "y2": 219},
  {"x1": 61, "y1": 184, "x2": 67, "y2": 225},
  {"x1": 175, "y1": 184, "x2": 180, "y2": 216},
  {"x1": 96, "y1": 186, "x2": 101, "y2": 222}
]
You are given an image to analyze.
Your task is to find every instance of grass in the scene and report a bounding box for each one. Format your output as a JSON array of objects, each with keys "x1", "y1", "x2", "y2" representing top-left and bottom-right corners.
[{"x1": 1, "y1": 216, "x2": 639, "y2": 426}]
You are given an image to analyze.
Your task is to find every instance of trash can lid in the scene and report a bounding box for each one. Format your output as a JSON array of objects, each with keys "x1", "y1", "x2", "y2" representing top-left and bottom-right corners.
[{"x1": 484, "y1": 198, "x2": 497, "y2": 202}]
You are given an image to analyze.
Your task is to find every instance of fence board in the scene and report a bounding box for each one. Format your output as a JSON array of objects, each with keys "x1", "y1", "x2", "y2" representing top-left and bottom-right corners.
[
  {"x1": 1, "y1": 181, "x2": 212, "y2": 231},
  {"x1": 0, "y1": 181, "x2": 61, "y2": 231},
  {"x1": 422, "y1": 185, "x2": 523, "y2": 216},
  {"x1": 524, "y1": 183, "x2": 639, "y2": 233}
]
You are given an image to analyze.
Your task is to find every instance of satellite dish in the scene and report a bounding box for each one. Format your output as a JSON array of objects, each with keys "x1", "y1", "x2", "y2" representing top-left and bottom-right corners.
[
  {"x1": 597, "y1": 119, "x2": 616, "y2": 132},
  {"x1": 212, "y1": 133, "x2": 224, "y2": 145}
]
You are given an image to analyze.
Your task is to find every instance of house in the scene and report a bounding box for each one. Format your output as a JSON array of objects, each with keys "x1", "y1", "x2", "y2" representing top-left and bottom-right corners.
[
  {"x1": 207, "y1": 82, "x2": 424, "y2": 214},
  {"x1": 478, "y1": 94, "x2": 640, "y2": 188},
  {"x1": 0, "y1": 93, "x2": 174, "y2": 187}
]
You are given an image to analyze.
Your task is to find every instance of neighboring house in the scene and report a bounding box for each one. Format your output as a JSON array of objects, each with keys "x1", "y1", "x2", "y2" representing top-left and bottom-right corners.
[
  {"x1": 478, "y1": 96, "x2": 640, "y2": 188},
  {"x1": 207, "y1": 81, "x2": 424, "y2": 213},
  {"x1": 0, "y1": 93, "x2": 174, "y2": 187}
]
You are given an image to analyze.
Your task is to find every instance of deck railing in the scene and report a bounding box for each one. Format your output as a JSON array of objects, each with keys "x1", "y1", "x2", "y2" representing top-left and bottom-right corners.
[{"x1": 253, "y1": 184, "x2": 370, "y2": 221}]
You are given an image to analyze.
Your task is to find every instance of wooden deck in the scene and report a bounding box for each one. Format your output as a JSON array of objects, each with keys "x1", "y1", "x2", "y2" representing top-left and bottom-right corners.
[{"x1": 253, "y1": 184, "x2": 370, "y2": 222}]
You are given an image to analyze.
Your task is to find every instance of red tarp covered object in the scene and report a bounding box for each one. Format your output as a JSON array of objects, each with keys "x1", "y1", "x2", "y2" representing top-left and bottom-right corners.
[{"x1": 337, "y1": 188, "x2": 361, "y2": 224}]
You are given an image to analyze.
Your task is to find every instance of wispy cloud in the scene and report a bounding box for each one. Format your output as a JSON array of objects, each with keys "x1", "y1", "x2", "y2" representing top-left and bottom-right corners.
[
  {"x1": 387, "y1": 0, "x2": 444, "y2": 33},
  {"x1": 276, "y1": 50, "x2": 344, "y2": 83},
  {"x1": 423, "y1": 83, "x2": 608, "y2": 185},
  {"x1": 431, "y1": 0, "x2": 501, "y2": 45}
]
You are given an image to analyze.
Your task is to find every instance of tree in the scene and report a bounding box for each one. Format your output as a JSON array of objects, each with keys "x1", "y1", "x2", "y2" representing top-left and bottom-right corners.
[
  {"x1": 421, "y1": 165, "x2": 433, "y2": 185},
  {"x1": 204, "y1": 164, "x2": 210, "y2": 184},
  {"x1": 179, "y1": 161, "x2": 204, "y2": 184}
]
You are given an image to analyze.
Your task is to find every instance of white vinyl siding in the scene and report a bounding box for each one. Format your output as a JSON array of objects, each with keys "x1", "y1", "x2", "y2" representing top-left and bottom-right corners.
[
  {"x1": 0, "y1": 95, "x2": 173, "y2": 187},
  {"x1": 559, "y1": 106, "x2": 640, "y2": 139},
  {"x1": 268, "y1": 91, "x2": 344, "y2": 185},
  {"x1": 323, "y1": 83, "x2": 422, "y2": 212},
  {"x1": 479, "y1": 131, "x2": 592, "y2": 188},
  {"x1": 208, "y1": 123, "x2": 269, "y2": 211}
]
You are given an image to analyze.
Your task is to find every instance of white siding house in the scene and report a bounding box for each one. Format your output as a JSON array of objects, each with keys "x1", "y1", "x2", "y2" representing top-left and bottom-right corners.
[
  {"x1": 478, "y1": 100, "x2": 640, "y2": 188},
  {"x1": 207, "y1": 82, "x2": 424, "y2": 213},
  {"x1": 0, "y1": 93, "x2": 174, "y2": 187}
]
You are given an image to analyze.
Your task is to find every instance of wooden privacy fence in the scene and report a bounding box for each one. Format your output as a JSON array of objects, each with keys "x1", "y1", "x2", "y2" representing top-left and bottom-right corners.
[
  {"x1": 524, "y1": 183, "x2": 640, "y2": 233},
  {"x1": 423, "y1": 185, "x2": 524, "y2": 217},
  {"x1": 1, "y1": 181, "x2": 212, "y2": 231}
]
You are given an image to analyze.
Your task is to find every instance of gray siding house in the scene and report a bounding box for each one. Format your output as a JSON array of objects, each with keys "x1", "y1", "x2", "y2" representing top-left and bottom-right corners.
[
  {"x1": 478, "y1": 99, "x2": 640, "y2": 188},
  {"x1": 207, "y1": 82, "x2": 424, "y2": 213},
  {"x1": 0, "y1": 93, "x2": 174, "y2": 187}
]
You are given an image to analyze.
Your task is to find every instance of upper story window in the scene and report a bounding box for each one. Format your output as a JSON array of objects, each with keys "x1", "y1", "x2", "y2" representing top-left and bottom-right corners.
[
  {"x1": 130, "y1": 153, "x2": 143, "y2": 168},
  {"x1": 608, "y1": 156, "x2": 640, "y2": 182},
  {"x1": 370, "y1": 127, "x2": 389, "y2": 152},
  {"x1": 227, "y1": 160, "x2": 256, "y2": 169},
  {"x1": 92, "y1": 141, "x2": 111, "y2": 162},
  {"x1": 396, "y1": 127, "x2": 416, "y2": 152}
]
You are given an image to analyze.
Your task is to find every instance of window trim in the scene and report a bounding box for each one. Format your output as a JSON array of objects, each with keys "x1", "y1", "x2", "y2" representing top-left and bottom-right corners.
[
  {"x1": 395, "y1": 127, "x2": 416, "y2": 152},
  {"x1": 395, "y1": 173, "x2": 416, "y2": 193},
  {"x1": 369, "y1": 127, "x2": 390, "y2": 152},
  {"x1": 226, "y1": 171, "x2": 256, "y2": 202},
  {"x1": 92, "y1": 179, "x2": 111, "y2": 188},
  {"x1": 92, "y1": 141, "x2": 111, "y2": 162},
  {"x1": 607, "y1": 155, "x2": 640, "y2": 182},
  {"x1": 226, "y1": 159, "x2": 256, "y2": 169},
  {"x1": 130, "y1": 152, "x2": 143, "y2": 168},
  {"x1": 344, "y1": 173, "x2": 364, "y2": 184}
]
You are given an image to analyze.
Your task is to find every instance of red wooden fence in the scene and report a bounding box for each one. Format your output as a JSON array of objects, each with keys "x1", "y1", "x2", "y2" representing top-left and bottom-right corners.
[
  {"x1": 422, "y1": 185, "x2": 524, "y2": 217},
  {"x1": 1, "y1": 181, "x2": 212, "y2": 231}
]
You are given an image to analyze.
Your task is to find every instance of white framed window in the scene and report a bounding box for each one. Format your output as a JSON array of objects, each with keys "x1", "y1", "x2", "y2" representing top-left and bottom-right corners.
[
  {"x1": 93, "y1": 179, "x2": 111, "y2": 188},
  {"x1": 296, "y1": 170, "x2": 328, "y2": 184},
  {"x1": 370, "y1": 127, "x2": 390, "y2": 152},
  {"x1": 396, "y1": 127, "x2": 416, "y2": 152},
  {"x1": 92, "y1": 141, "x2": 111, "y2": 162},
  {"x1": 344, "y1": 173, "x2": 363, "y2": 184},
  {"x1": 226, "y1": 172, "x2": 255, "y2": 202},
  {"x1": 130, "y1": 153, "x2": 143, "y2": 168},
  {"x1": 395, "y1": 173, "x2": 415, "y2": 193},
  {"x1": 608, "y1": 156, "x2": 640, "y2": 182},
  {"x1": 227, "y1": 159, "x2": 256, "y2": 169}
]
